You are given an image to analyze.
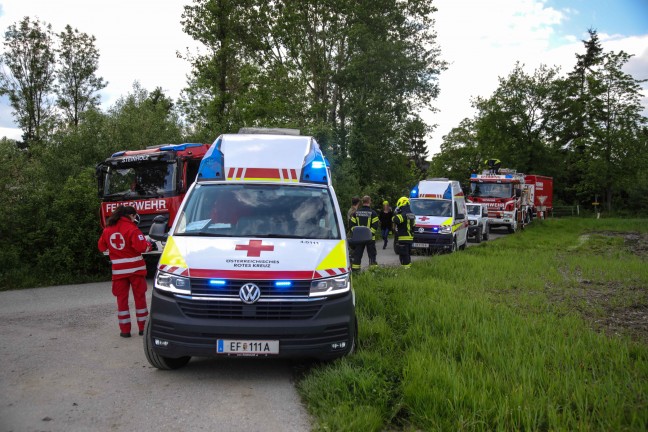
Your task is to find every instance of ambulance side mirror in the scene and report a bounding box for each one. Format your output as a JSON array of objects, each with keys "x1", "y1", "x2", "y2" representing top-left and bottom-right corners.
[
  {"x1": 149, "y1": 215, "x2": 169, "y2": 242},
  {"x1": 456, "y1": 213, "x2": 465, "y2": 220},
  {"x1": 348, "y1": 226, "x2": 372, "y2": 247}
]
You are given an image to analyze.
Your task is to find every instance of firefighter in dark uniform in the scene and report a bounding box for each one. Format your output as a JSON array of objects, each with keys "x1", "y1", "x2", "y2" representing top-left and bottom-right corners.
[
  {"x1": 392, "y1": 196, "x2": 415, "y2": 268},
  {"x1": 350, "y1": 195, "x2": 379, "y2": 271}
]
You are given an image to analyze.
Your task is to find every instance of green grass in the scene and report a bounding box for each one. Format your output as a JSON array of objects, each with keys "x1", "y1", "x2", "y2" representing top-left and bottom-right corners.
[{"x1": 299, "y1": 218, "x2": 648, "y2": 431}]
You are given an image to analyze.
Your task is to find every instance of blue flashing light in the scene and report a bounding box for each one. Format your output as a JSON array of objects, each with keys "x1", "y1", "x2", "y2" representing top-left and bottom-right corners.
[
  {"x1": 505, "y1": 174, "x2": 513, "y2": 179},
  {"x1": 111, "y1": 151, "x2": 126, "y2": 157},
  {"x1": 275, "y1": 281, "x2": 292, "y2": 288},
  {"x1": 443, "y1": 185, "x2": 452, "y2": 200},
  {"x1": 159, "y1": 143, "x2": 203, "y2": 152},
  {"x1": 209, "y1": 279, "x2": 227, "y2": 286},
  {"x1": 470, "y1": 173, "x2": 477, "y2": 178},
  {"x1": 197, "y1": 137, "x2": 225, "y2": 181},
  {"x1": 300, "y1": 139, "x2": 328, "y2": 184},
  {"x1": 410, "y1": 185, "x2": 419, "y2": 198},
  {"x1": 433, "y1": 227, "x2": 439, "y2": 232}
]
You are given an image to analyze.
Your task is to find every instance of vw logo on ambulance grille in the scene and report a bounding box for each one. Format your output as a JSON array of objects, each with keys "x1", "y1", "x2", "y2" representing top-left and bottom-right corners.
[
  {"x1": 417, "y1": 227, "x2": 425, "y2": 233},
  {"x1": 239, "y1": 283, "x2": 261, "y2": 304}
]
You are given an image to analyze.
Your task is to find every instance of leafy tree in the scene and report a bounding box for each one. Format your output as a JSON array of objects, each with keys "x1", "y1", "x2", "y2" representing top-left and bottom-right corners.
[
  {"x1": 55, "y1": 25, "x2": 107, "y2": 127},
  {"x1": 0, "y1": 17, "x2": 56, "y2": 146}
]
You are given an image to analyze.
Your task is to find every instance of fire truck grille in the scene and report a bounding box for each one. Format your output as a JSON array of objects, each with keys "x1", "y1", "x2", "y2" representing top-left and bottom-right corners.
[{"x1": 175, "y1": 297, "x2": 323, "y2": 320}]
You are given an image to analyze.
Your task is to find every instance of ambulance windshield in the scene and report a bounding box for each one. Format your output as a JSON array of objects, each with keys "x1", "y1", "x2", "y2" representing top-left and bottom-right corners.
[
  {"x1": 410, "y1": 199, "x2": 452, "y2": 217},
  {"x1": 104, "y1": 162, "x2": 176, "y2": 198},
  {"x1": 470, "y1": 183, "x2": 512, "y2": 199},
  {"x1": 175, "y1": 184, "x2": 341, "y2": 239}
]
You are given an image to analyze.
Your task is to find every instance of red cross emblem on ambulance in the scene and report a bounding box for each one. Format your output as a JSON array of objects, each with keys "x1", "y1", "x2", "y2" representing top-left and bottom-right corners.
[
  {"x1": 235, "y1": 240, "x2": 274, "y2": 257},
  {"x1": 419, "y1": 216, "x2": 430, "y2": 221}
]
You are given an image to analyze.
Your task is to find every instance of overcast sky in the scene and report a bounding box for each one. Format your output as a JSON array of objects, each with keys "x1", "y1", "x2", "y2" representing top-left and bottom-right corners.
[{"x1": 1, "y1": 0, "x2": 647, "y2": 155}]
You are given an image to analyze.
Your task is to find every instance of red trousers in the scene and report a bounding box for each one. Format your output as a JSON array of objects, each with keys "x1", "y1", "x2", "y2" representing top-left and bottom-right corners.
[{"x1": 112, "y1": 276, "x2": 148, "y2": 333}]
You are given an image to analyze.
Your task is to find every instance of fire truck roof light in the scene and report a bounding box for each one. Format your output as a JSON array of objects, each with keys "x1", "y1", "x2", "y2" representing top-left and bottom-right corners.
[
  {"x1": 111, "y1": 151, "x2": 126, "y2": 157},
  {"x1": 197, "y1": 137, "x2": 225, "y2": 181},
  {"x1": 470, "y1": 173, "x2": 477, "y2": 178},
  {"x1": 505, "y1": 174, "x2": 513, "y2": 179},
  {"x1": 159, "y1": 143, "x2": 204, "y2": 152}
]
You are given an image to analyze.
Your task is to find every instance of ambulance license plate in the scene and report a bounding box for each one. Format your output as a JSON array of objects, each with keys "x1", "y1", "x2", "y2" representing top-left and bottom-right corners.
[
  {"x1": 217, "y1": 340, "x2": 279, "y2": 355},
  {"x1": 413, "y1": 243, "x2": 428, "y2": 248}
]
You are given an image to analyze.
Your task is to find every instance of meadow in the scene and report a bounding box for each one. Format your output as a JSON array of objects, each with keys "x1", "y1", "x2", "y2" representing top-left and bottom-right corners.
[{"x1": 299, "y1": 218, "x2": 648, "y2": 431}]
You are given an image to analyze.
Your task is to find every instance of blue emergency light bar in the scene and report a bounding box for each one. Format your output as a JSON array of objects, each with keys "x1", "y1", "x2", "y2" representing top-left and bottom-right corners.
[
  {"x1": 300, "y1": 139, "x2": 329, "y2": 184},
  {"x1": 111, "y1": 151, "x2": 126, "y2": 157},
  {"x1": 275, "y1": 281, "x2": 292, "y2": 288},
  {"x1": 410, "y1": 185, "x2": 419, "y2": 198},
  {"x1": 159, "y1": 143, "x2": 204, "y2": 152},
  {"x1": 505, "y1": 174, "x2": 513, "y2": 178},
  {"x1": 209, "y1": 279, "x2": 227, "y2": 286},
  {"x1": 197, "y1": 137, "x2": 225, "y2": 181},
  {"x1": 470, "y1": 173, "x2": 477, "y2": 178}
]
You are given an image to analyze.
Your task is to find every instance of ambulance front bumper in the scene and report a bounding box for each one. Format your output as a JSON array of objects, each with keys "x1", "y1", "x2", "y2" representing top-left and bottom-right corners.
[
  {"x1": 411, "y1": 233, "x2": 453, "y2": 250},
  {"x1": 149, "y1": 288, "x2": 355, "y2": 360}
]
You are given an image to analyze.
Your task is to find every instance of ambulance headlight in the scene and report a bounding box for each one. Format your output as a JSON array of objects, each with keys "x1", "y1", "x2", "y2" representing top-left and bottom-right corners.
[
  {"x1": 155, "y1": 271, "x2": 191, "y2": 294},
  {"x1": 310, "y1": 274, "x2": 350, "y2": 297},
  {"x1": 439, "y1": 225, "x2": 452, "y2": 234}
]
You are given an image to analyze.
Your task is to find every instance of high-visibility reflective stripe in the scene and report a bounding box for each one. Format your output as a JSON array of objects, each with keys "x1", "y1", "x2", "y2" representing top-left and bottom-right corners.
[
  {"x1": 135, "y1": 308, "x2": 148, "y2": 314},
  {"x1": 118, "y1": 318, "x2": 131, "y2": 324},
  {"x1": 351, "y1": 264, "x2": 361, "y2": 269},
  {"x1": 136, "y1": 317, "x2": 147, "y2": 321},
  {"x1": 112, "y1": 266, "x2": 147, "y2": 275},
  {"x1": 117, "y1": 310, "x2": 130, "y2": 316},
  {"x1": 111, "y1": 256, "x2": 144, "y2": 264},
  {"x1": 402, "y1": 264, "x2": 412, "y2": 268}
]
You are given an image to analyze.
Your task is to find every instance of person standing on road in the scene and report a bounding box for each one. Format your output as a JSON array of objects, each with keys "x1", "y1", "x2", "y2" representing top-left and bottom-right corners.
[
  {"x1": 346, "y1": 196, "x2": 360, "y2": 229},
  {"x1": 393, "y1": 197, "x2": 415, "y2": 268},
  {"x1": 378, "y1": 200, "x2": 394, "y2": 250},
  {"x1": 350, "y1": 195, "x2": 380, "y2": 271},
  {"x1": 98, "y1": 205, "x2": 152, "y2": 338}
]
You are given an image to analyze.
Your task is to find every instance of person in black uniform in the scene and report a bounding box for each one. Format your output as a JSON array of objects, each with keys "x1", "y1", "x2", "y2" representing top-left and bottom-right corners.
[
  {"x1": 350, "y1": 195, "x2": 379, "y2": 271},
  {"x1": 378, "y1": 200, "x2": 394, "y2": 250},
  {"x1": 392, "y1": 196, "x2": 415, "y2": 268}
]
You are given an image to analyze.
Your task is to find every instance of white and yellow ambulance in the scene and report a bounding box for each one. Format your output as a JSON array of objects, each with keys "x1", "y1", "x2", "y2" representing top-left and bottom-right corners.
[
  {"x1": 407, "y1": 179, "x2": 469, "y2": 253},
  {"x1": 144, "y1": 129, "x2": 356, "y2": 369}
]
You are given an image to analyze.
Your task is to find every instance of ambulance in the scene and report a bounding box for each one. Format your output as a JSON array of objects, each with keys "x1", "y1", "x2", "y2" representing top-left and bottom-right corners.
[
  {"x1": 407, "y1": 179, "x2": 469, "y2": 253},
  {"x1": 143, "y1": 130, "x2": 357, "y2": 369}
]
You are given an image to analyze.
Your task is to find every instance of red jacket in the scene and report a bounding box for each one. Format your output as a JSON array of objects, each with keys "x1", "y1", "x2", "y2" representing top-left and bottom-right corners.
[{"x1": 98, "y1": 217, "x2": 151, "y2": 280}]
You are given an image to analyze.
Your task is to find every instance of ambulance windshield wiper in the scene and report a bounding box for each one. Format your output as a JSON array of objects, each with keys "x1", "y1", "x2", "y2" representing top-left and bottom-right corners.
[
  {"x1": 254, "y1": 234, "x2": 305, "y2": 239},
  {"x1": 176, "y1": 232, "x2": 235, "y2": 237}
]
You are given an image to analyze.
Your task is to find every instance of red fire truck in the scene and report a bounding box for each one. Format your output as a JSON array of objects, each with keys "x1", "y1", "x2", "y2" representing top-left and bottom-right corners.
[
  {"x1": 96, "y1": 143, "x2": 211, "y2": 260},
  {"x1": 468, "y1": 160, "x2": 553, "y2": 233},
  {"x1": 523, "y1": 175, "x2": 554, "y2": 219}
]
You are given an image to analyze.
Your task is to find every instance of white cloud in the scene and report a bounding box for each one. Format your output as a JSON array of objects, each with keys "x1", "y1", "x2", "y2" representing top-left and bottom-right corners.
[
  {"x1": 0, "y1": 126, "x2": 21, "y2": 140},
  {"x1": 424, "y1": 0, "x2": 648, "y2": 155}
]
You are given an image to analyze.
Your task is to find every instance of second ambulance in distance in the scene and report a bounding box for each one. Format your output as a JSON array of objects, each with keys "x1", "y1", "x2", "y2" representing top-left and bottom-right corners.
[{"x1": 144, "y1": 130, "x2": 357, "y2": 369}]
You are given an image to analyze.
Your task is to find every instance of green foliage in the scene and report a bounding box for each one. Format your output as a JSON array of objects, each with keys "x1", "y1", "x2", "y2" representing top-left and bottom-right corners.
[
  {"x1": 300, "y1": 219, "x2": 648, "y2": 431},
  {"x1": 0, "y1": 17, "x2": 56, "y2": 145},
  {"x1": 55, "y1": 24, "x2": 107, "y2": 127},
  {"x1": 431, "y1": 30, "x2": 648, "y2": 213}
]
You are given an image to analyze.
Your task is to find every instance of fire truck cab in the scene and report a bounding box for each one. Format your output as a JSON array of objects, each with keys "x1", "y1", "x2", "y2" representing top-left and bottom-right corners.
[
  {"x1": 143, "y1": 130, "x2": 356, "y2": 369},
  {"x1": 96, "y1": 143, "x2": 211, "y2": 257}
]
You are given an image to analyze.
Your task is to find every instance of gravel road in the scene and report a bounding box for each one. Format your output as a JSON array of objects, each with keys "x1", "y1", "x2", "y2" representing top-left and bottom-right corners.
[{"x1": 0, "y1": 230, "x2": 505, "y2": 432}]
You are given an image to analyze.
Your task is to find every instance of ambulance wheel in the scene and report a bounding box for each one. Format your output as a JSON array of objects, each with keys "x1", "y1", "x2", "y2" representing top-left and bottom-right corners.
[
  {"x1": 451, "y1": 239, "x2": 458, "y2": 253},
  {"x1": 143, "y1": 320, "x2": 191, "y2": 370},
  {"x1": 346, "y1": 317, "x2": 358, "y2": 356},
  {"x1": 459, "y1": 239, "x2": 467, "y2": 250}
]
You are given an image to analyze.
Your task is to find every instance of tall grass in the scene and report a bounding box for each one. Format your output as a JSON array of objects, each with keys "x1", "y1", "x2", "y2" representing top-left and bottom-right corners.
[{"x1": 299, "y1": 218, "x2": 648, "y2": 431}]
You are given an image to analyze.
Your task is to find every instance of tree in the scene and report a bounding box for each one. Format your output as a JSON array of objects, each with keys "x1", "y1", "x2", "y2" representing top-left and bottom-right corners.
[
  {"x1": 403, "y1": 117, "x2": 431, "y2": 180},
  {"x1": 55, "y1": 25, "x2": 107, "y2": 127},
  {"x1": 0, "y1": 17, "x2": 56, "y2": 145}
]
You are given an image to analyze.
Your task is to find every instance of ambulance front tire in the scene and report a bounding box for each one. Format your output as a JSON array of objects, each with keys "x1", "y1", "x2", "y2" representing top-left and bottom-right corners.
[{"x1": 143, "y1": 319, "x2": 191, "y2": 370}]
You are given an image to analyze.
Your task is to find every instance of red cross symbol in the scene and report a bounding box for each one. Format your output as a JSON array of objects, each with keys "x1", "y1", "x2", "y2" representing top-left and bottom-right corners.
[
  {"x1": 109, "y1": 232, "x2": 126, "y2": 250},
  {"x1": 419, "y1": 216, "x2": 430, "y2": 221},
  {"x1": 235, "y1": 240, "x2": 274, "y2": 257}
]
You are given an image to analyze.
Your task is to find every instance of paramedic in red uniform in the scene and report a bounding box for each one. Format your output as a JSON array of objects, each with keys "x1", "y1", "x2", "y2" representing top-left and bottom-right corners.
[{"x1": 98, "y1": 205, "x2": 152, "y2": 337}]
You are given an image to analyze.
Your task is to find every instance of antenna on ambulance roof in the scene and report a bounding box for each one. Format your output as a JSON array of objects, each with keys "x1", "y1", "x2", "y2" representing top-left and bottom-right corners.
[{"x1": 238, "y1": 127, "x2": 301, "y2": 136}]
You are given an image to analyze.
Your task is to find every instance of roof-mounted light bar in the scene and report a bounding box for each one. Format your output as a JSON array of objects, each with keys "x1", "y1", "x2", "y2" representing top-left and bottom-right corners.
[
  {"x1": 196, "y1": 137, "x2": 225, "y2": 181},
  {"x1": 300, "y1": 139, "x2": 329, "y2": 184}
]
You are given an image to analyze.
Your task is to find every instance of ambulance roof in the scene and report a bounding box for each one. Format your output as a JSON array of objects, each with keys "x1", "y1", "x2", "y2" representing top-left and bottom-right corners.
[
  {"x1": 411, "y1": 179, "x2": 463, "y2": 200},
  {"x1": 197, "y1": 133, "x2": 330, "y2": 185}
]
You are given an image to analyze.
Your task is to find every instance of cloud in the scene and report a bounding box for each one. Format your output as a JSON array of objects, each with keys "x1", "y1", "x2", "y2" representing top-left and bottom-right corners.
[{"x1": 424, "y1": 0, "x2": 648, "y2": 155}]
